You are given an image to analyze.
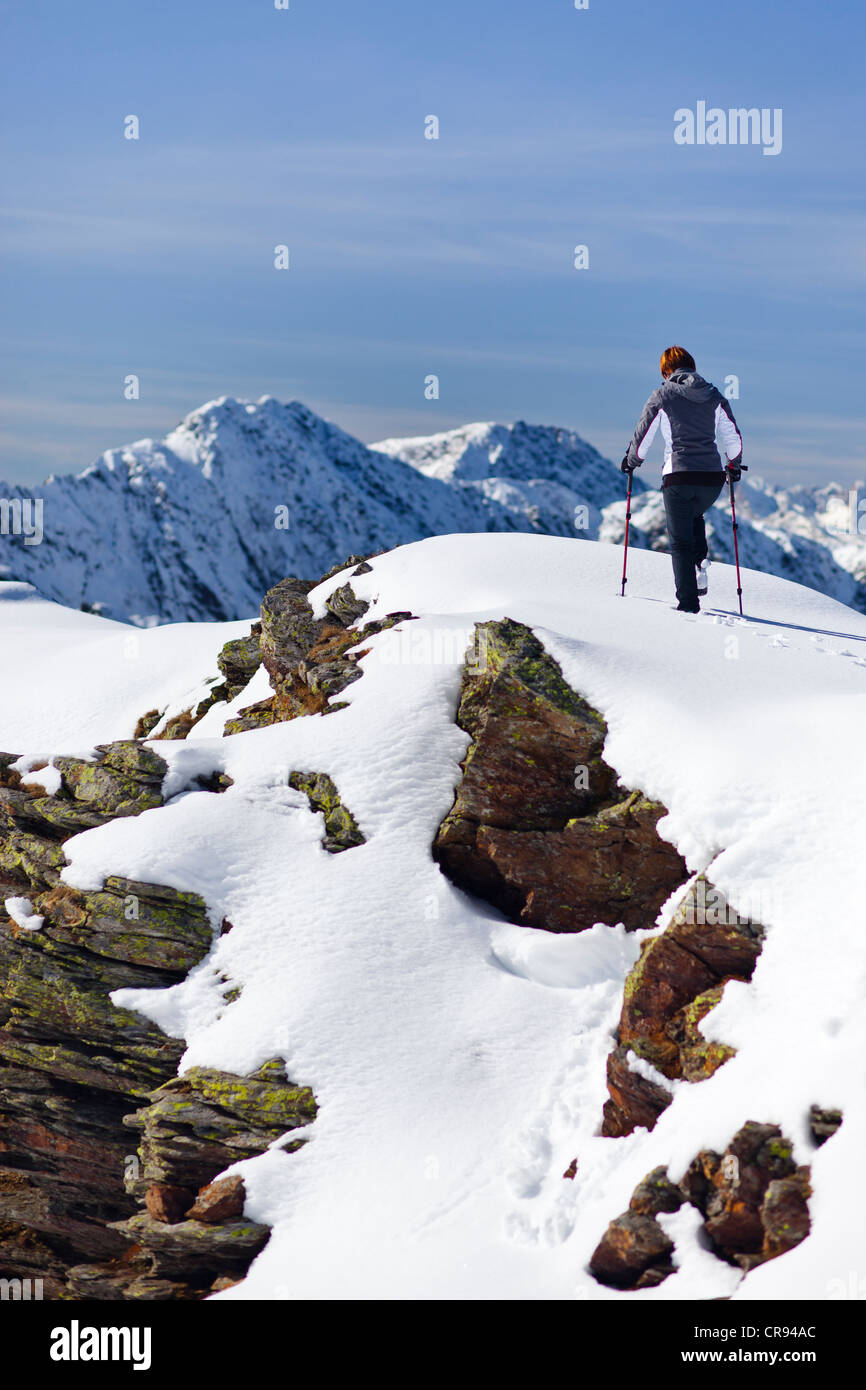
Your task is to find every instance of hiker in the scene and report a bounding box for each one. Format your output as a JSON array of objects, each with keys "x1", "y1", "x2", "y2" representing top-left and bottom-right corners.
[{"x1": 622, "y1": 346, "x2": 743, "y2": 612}]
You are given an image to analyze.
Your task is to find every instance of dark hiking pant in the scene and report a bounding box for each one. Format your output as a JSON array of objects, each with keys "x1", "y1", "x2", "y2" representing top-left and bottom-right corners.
[{"x1": 662, "y1": 480, "x2": 725, "y2": 608}]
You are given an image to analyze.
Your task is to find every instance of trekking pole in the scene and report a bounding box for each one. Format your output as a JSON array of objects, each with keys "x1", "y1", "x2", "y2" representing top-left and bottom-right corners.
[
  {"x1": 727, "y1": 462, "x2": 748, "y2": 615},
  {"x1": 620, "y1": 462, "x2": 634, "y2": 597}
]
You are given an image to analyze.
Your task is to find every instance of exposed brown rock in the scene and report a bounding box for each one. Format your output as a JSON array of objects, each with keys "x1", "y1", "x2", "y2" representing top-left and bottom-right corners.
[
  {"x1": 629, "y1": 1165, "x2": 684, "y2": 1216},
  {"x1": 145, "y1": 1184, "x2": 194, "y2": 1224},
  {"x1": 589, "y1": 1211, "x2": 675, "y2": 1289},
  {"x1": 602, "y1": 1045, "x2": 674, "y2": 1138},
  {"x1": 601, "y1": 875, "x2": 765, "y2": 1136},
  {"x1": 433, "y1": 619, "x2": 687, "y2": 932},
  {"x1": 258, "y1": 573, "x2": 413, "y2": 725},
  {"x1": 590, "y1": 1124, "x2": 812, "y2": 1291},
  {"x1": 187, "y1": 1175, "x2": 246, "y2": 1225}
]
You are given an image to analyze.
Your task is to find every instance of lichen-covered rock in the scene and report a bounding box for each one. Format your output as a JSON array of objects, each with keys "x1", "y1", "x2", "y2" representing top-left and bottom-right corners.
[
  {"x1": 121, "y1": 1060, "x2": 317, "y2": 1198},
  {"x1": 107, "y1": 1211, "x2": 270, "y2": 1283},
  {"x1": 257, "y1": 572, "x2": 413, "y2": 724},
  {"x1": 433, "y1": 618, "x2": 687, "y2": 931},
  {"x1": 0, "y1": 888, "x2": 203, "y2": 1282},
  {"x1": 216, "y1": 624, "x2": 262, "y2": 700},
  {"x1": 0, "y1": 741, "x2": 228, "y2": 1295},
  {"x1": 223, "y1": 699, "x2": 278, "y2": 736},
  {"x1": 476, "y1": 791, "x2": 684, "y2": 933},
  {"x1": 601, "y1": 876, "x2": 764, "y2": 1136},
  {"x1": 54, "y1": 742, "x2": 167, "y2": 817},
  {"x1": 288, "y1": 771, "x2": 365, "y2": 852}
]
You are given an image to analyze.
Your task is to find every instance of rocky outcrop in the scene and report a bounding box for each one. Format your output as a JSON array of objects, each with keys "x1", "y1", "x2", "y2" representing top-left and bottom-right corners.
[
  {"x1": 240, "y1": 566, "x2": 412, "y2": 730},
  {"x1": 433, "y1": 618, "x2": 688, "y2": 932},
  {"x1": 0, "y1": 739, "x2": 319, "y2": 1299},
  {"x1": 64, "y1": 1060, "x2": 317, "y2": 1299},
  {"x1": 0, "y1": 560, "x2": 391, "y2": 1299},
  {"x1": 601, "y1": 876, "x2": 765, "y2": 1137},
  {"x1": 134, "y1": 556, "x2": 415, "y2": 741},
  {"x1": 591, "y1": 1120, "x2": 818, "y2": 1290}
]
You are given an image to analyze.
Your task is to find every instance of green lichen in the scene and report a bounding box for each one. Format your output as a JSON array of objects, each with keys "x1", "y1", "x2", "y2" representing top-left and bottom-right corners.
[{"x1": 288, "y1": 771, "x2": 364, "y2": 852}]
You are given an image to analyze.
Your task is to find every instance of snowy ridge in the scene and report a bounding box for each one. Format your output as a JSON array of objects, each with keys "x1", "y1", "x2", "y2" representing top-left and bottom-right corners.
[{"x1": 6, "y1": 535, "x2": 864, "y2": 1300}]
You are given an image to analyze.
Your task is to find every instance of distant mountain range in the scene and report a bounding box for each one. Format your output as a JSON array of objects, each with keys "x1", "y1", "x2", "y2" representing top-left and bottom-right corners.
[{"x1": 1, "y1": 396, "x2": 863, "y2": 623}]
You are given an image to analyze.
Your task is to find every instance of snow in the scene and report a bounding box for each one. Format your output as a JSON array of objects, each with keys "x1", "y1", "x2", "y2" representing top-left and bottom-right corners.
[
  {"x1": 0, "y1": 581, "x2": 254, "y2": 755},
  {"x1": 4, "y1": 896, "x2": 44, "y2": 932},
  {"x1": 7, "y1": 532, "x2": 866, "y2": 1300}
]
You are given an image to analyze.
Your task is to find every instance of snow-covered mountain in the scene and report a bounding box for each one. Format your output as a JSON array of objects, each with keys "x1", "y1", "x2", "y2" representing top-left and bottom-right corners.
[
  {"x1": 2, "y1": 535, "x2": 863, "y2": 1300},
  {"x1": 0, "y1": 399, "x2": 632, "y2": 625},
  {"x1": 2, "y1": 395, "x2": 864, "y2": 623}
]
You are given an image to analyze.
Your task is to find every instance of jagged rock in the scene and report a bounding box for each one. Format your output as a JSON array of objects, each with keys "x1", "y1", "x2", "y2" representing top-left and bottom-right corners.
[
  {"x1": 590, "y1": 1128, "x2": 812, "y2": 1290},
  {"x1": 601, "y1": 876, "x2": 764, "y2": 1136},
  {"x1": 477, "y1": 791, "x2": 684, "y2": 933},
  {"x1": 0, "y1": 867, "x2": 212, "y2": 1282},
  {"x1": 187, "y1": 1175, "x2": 245, "y2": 1225},
  {"x1": 145, "y1": 1184, "x2": 194, "y2": 1224},
  {"x1": 703, "y1": 1123, "x2": 799, "y2": 1262},
  {"x1": 65, "y1": 1262, "x2": 198, "y2": 1301},
  {"x1": 133, "y1": 563, "x2": 410, "y2": 740},
  {"x1": 679, "y1": 1150, "x2": 721, "y2": 1211},
  {"x1": 107, "y1": 1212, "x2": 270, "y2": 1282},
  {"x1": 54, "y1": 742, "x2": 167, "y2": 817},
  {"x1": 288, "y1": 771, "x2": 365, "y2": 852},
  {"x1": 678, "y1": 1122, "x2": 810, "y2": 1272},
  {"x1": 601, "y1": 1045, "x2": 674, "y2": 1138},
  {"x1": 33, "y1": 878, "x2": 213, "y2": 973},
  {"x1": 433, "y1": 619, "x2": 687, "y2": 932},
  {"x1": 0, "y1": 739, "x2": 223, "y2": 1293},
  {"x1": 62, "y1": 1064, "x2": 313, "y2": 1298},
  {"x1": 1, "y1": 568, "x2": 363, "y2": 1298},
  {"x1": 589, "y1": 1211, "x2": 675, "y2": 1289},
  {"x1": 760, "y1": 1172, "x2": 811, "y2": 1260},
  {"x1": 135, "y1": 624, "x2": 262, "y2": 742},
  {"x1": 224, "y1": 700, "x2": 278, "y2": 736},
  {"x1": 629, "y1": 1165, "x2": 684, "y2": 1216},
  {"x1": 257, "y1": 571, "x2": 414, "y2": 725},
  {"x1": 809, "y1": 1105, "x2": 843, "y2": 1147},
  {"x1": 216, "y1": 625, "x2": 262, "y2": 700},
  {"x1": 121, "y1": 1060, "x2": 317, "y2": 1197}
]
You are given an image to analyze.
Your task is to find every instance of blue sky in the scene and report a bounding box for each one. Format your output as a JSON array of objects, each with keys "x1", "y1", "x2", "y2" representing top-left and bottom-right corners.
[{"x1": 2, "y1": 0, "x2": 865, "y2": 488}]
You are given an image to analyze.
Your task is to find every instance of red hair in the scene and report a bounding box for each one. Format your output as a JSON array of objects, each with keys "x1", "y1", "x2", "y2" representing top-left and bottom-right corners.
[{"x1": 660, "y1": 346, "x2": 696, "y2": 377}]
